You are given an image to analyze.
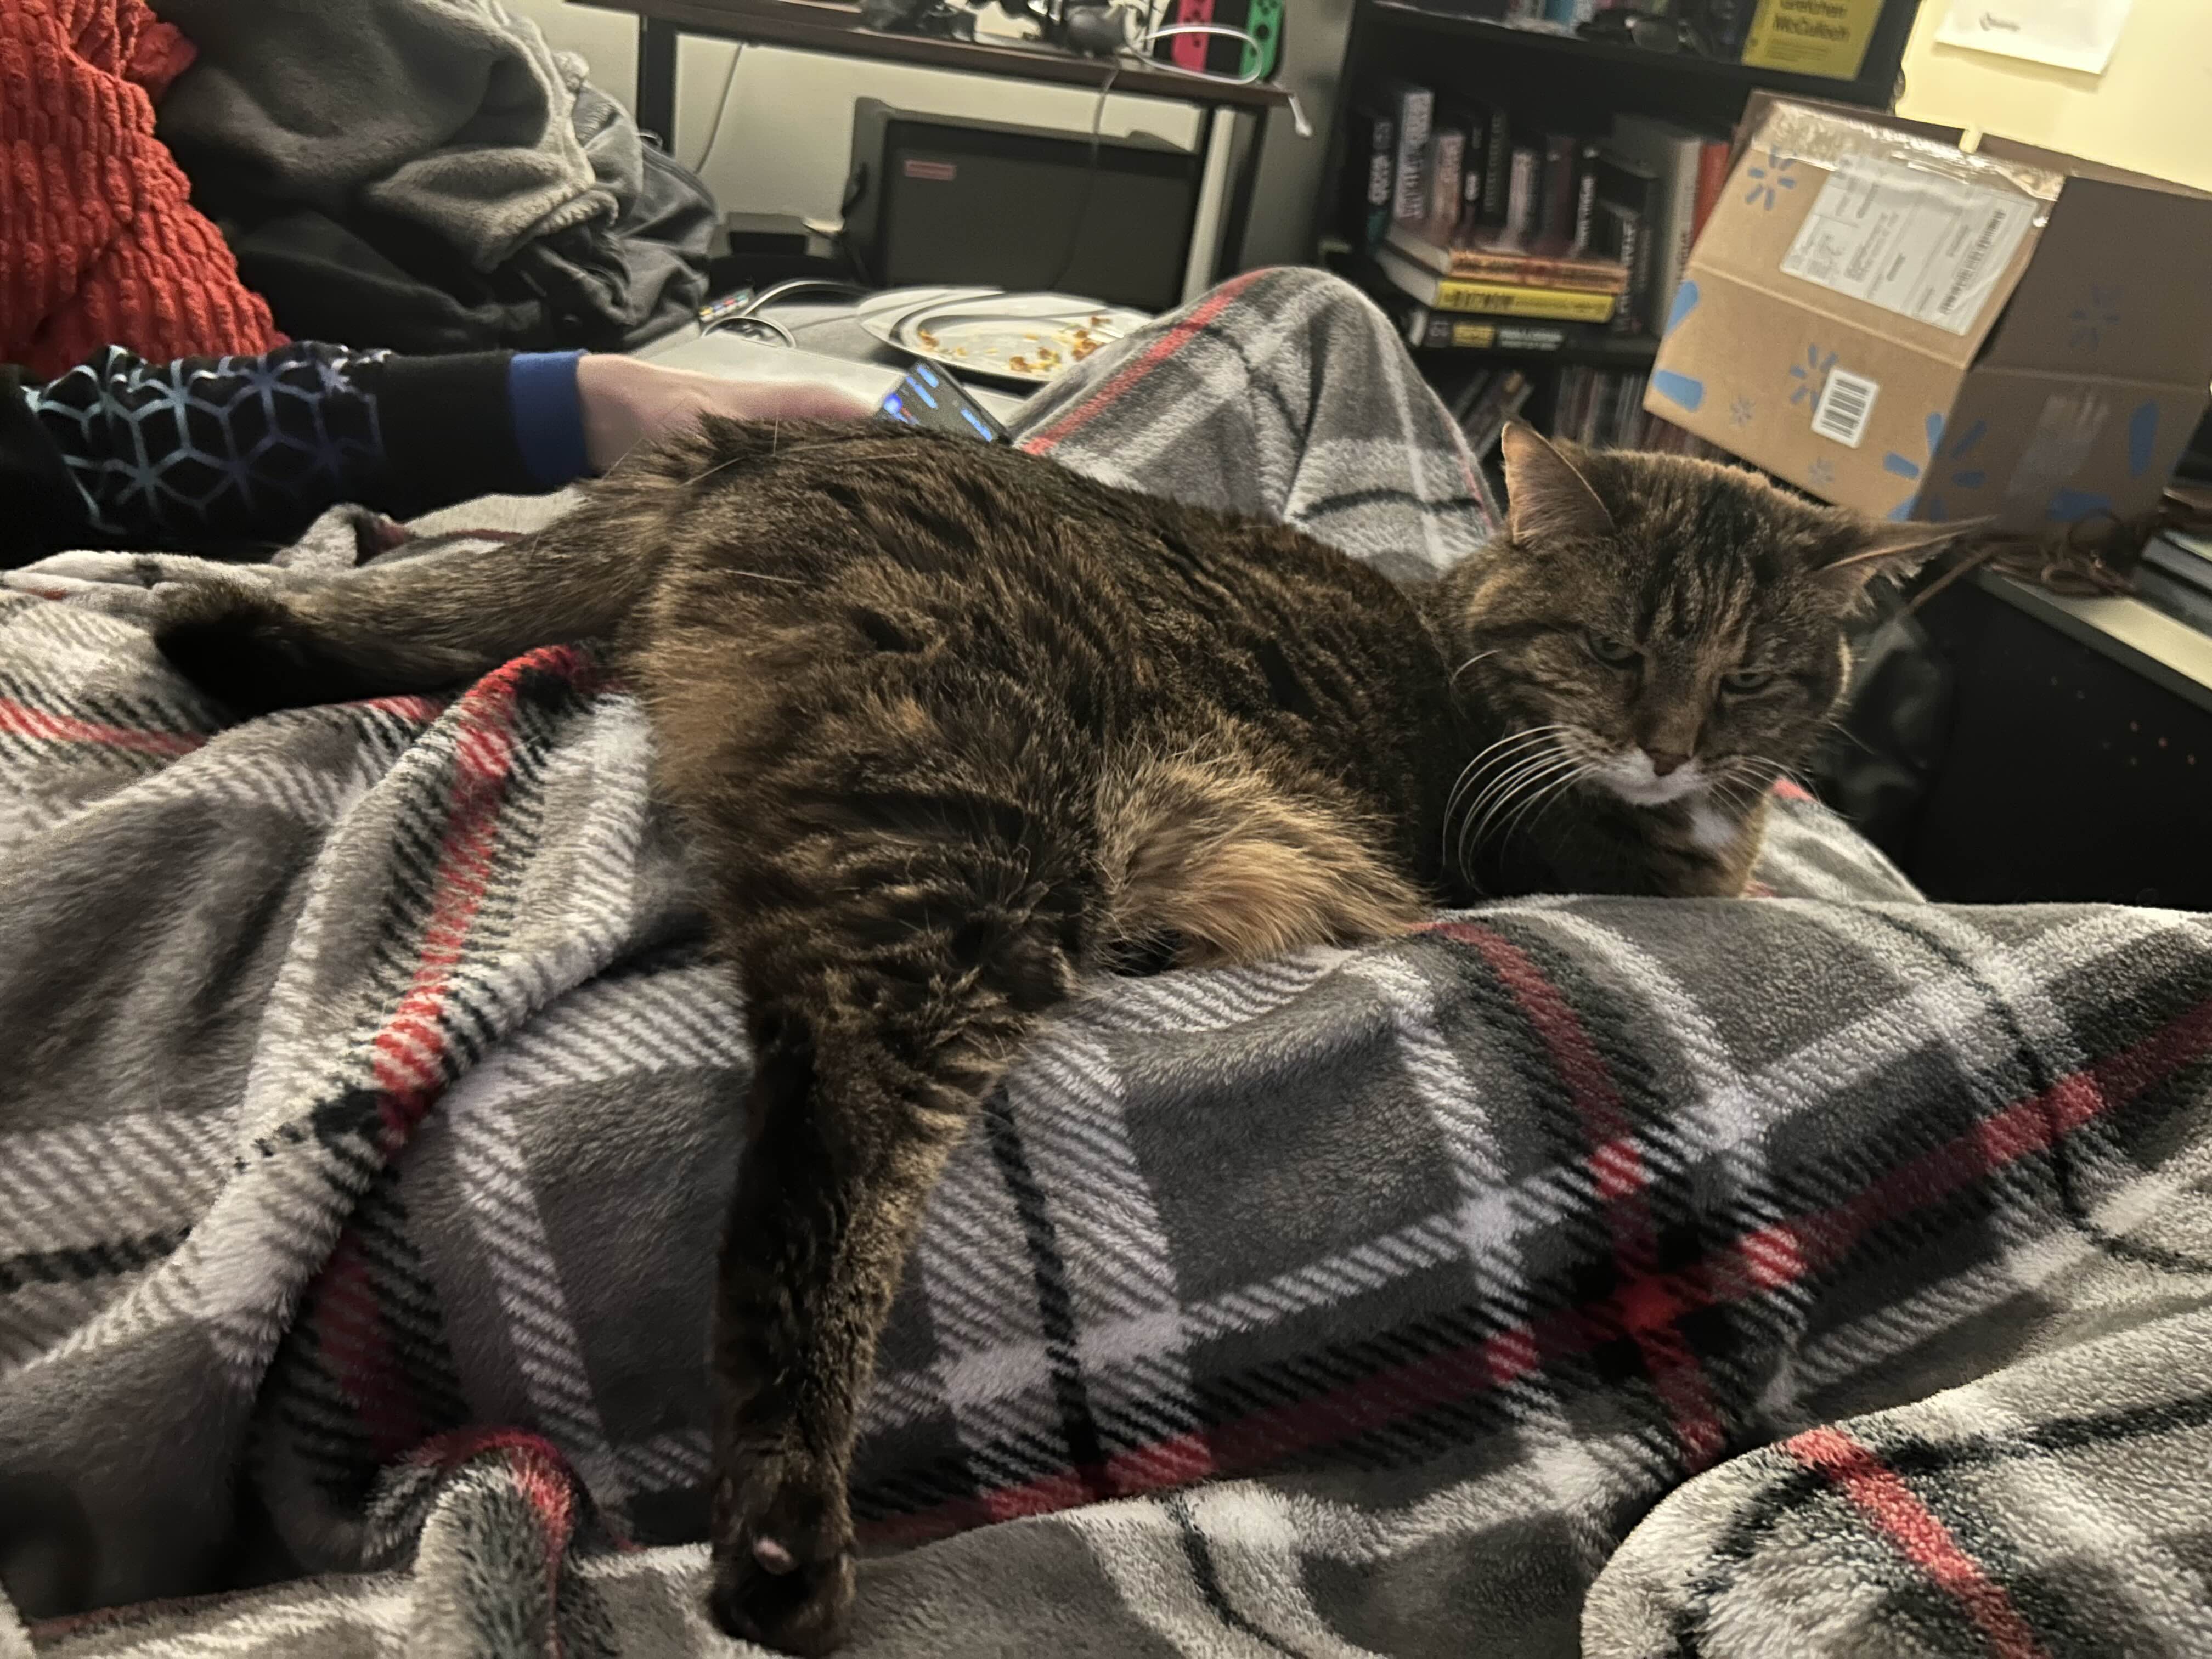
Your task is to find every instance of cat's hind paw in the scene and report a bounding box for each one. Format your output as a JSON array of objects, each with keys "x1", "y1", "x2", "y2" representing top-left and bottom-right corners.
[{"x1": 708, "y1": 1437, "x2": 856, "y2": 1656}]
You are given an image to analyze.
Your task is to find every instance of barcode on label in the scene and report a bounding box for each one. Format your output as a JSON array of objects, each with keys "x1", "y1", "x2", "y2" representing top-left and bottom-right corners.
[
  {"x1": 1812, "y1": 367, "x2": 1880, "y2": 448},
  {"x1": 1938, "y1": 210, "x2": 2005, "y2": 321}
]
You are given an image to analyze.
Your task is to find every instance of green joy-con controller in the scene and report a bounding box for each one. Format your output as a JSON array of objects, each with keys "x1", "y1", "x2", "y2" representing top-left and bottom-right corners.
[{"x1": 1240, "y1": 0, "x2": 1283, "y2": 80}]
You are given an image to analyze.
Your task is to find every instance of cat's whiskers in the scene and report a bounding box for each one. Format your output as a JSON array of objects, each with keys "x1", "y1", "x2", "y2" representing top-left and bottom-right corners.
[
  {"x1": 1469, "y1": 752, "x2": 1579, "y2": 855},
  {"x1": 1440, "y1": 724, "x2": 1565, "y2": 863},
  {"x1": 1463, "y1": 745, "x2": 1569, "y2": 837},
  {"x1": 1449, "y1": 650, "x2": 1499, "y2": 686},
  {"x1": 1460, "y1": 746, "x2": 1579, "y2": 873},
  {"x1": 1452, "y1": 733, "x2": 1566, "y2": 850},
  {"x1": 1497, "y1": 759, "x2": 1592, "y2": 851}
]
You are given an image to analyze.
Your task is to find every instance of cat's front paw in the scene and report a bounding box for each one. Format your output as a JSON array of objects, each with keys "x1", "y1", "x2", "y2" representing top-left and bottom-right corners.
[{"x1": 709, "y1": 1433, "x2": 856, "y2": 1655}]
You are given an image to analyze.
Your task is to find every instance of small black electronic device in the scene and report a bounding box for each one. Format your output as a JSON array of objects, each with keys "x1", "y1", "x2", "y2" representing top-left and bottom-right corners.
[
  {"x1": 877, "y1": 362, "x2": 1007, "y2": 443},
  {"x1": 844, "y1": 99, "x2": 1197, "y2": 311}
]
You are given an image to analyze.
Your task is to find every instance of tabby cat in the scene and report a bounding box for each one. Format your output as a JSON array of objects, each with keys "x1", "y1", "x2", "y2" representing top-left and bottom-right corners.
[{"x1": 151, "y1": 417, "x2": 1956, "y2": 1653}]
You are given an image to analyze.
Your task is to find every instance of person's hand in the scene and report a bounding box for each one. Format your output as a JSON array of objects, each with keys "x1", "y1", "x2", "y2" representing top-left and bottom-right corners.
[{"x1": 574, "y1": 354, "x2": 879, "y2": 473}]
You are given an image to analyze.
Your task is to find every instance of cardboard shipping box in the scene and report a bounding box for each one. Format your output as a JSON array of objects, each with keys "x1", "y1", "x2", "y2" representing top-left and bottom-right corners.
[{"x1": 1647, "y1": 99, "x2": 2212, "y2": 528}]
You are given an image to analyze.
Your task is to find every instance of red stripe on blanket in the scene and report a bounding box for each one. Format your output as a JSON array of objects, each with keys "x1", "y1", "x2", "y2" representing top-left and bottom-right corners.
[
  {"x1": 309, "y1": 1232, "x2": 425, "y2": 1461},
  {"x1": 1454, "y1": 925, "x2": 1729, "y2": 1472},
  {"x1": 863, "y1": 989, "x2": 2212, "y2": 1548},
  {"x1": 1019, "y1": 270, "x2": 1269, "y2": 456},
  {"x1": 0, "y1": 696, "x2": 204, "y2": 755},
  {"x1": 360, "y1": 694, "x2": 448, "y2": 723},
  {"x1": 1785, "y1": 1426, "x2": 2053, "y2": 1659},
  {"x1": 1742, "y1": 991, "x2": 2212, "y2": 1283},
  {"x1": 366, "y1": 646, "x2": 588, "y2": 1148}
]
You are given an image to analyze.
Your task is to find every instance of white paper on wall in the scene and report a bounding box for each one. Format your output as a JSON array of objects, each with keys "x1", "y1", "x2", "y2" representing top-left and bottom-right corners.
[{"x1": 1934, "y1": 0, "x2": 2137, "y2": 75}]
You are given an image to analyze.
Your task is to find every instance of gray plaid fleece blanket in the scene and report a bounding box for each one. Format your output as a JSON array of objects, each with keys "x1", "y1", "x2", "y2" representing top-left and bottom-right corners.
[{"x1": 5, "y1": 271, "x2": 2211, "y2": 1658}]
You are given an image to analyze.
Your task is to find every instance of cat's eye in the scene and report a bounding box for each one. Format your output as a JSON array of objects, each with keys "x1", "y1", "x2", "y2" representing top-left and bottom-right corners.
[
  {"x1": 1584, "y1": 631, "x2": 1638, "y2": 666},
  {"x1": 1722, "y1": 667, "x2": 1774, "y2": 694}
]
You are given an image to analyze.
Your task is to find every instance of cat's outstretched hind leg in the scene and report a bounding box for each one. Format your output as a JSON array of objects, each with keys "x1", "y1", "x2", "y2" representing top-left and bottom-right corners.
[{"x1": 705, "y1": 852, "x2": 1079, "y2": 1653}]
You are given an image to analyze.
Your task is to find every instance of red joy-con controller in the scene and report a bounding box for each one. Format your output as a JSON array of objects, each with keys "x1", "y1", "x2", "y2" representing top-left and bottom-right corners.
[{"x1": 1172, "y1": 0, "x2": 1215, "y2": 74}]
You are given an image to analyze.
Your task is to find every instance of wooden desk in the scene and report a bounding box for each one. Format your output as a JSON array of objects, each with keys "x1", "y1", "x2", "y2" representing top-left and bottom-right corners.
[{"x1": 582, "y1": 0, "x2": 1293, "y2": 278}]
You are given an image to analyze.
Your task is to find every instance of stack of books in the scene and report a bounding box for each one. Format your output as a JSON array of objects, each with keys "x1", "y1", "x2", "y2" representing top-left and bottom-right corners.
[{"x1": 1340, "y1": 83, "x2": 1735, "y2": 351}]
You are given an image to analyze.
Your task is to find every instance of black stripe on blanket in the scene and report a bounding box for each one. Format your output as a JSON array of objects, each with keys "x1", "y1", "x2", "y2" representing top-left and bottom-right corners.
[
  {"x1": 983, "y1": 1093, "x2": 1112, "y2": 1501},
  {"x1": 0, "y1": 1227, "x2": 189, "y2": 1291}
]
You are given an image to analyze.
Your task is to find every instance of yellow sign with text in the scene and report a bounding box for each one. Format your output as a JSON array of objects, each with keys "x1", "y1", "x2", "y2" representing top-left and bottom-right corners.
[{"x1": 1741, "y1": 0, "x2": 1882, "y2": 80}]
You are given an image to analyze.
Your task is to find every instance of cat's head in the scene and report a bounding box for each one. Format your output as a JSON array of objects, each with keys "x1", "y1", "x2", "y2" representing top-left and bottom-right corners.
[{"x1": 1439, "y1": 424, "x2": 1968, "y2": 811}]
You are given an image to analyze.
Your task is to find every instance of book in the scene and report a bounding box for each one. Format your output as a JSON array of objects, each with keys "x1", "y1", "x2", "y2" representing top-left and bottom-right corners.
[
  {"x1": 1480, "y1": 106, "x2": 1512, "y2": 227},
  {"x1": 1608, "y1": 114, "x2": 1706, "y2": 335},
  {"x1": 1461, "y1": 369, "x2": 1533, "y2": 458},
  {"x1": 1593, "y1": 149, "x2": 1662, "y2": 335},
  {"x1": 1339, "y1": 105, "x2": 1396, "y2": 254},
  {"x1": 1375, "y1": 245, "x2": 1620, "y2": 322},
  {"x1": 1593, "y1": 200, "x2": 1644, "y2": 335},
  {"x1": 1426, "y1": 126, "x2": 1468, "y2": 233},
  {"x1": 1446, "y1": 365, "x2": 1499, "y2": 430},
  {"x1": 1572, "y1": 140, "x2": 1602, "y2": 253},
  {"x1": 1383, "y1": 219, "x2": 1629, "y2": 294},
  {"x1": 1383, "y1": 300, "x2": 1642, "y2": 358},
  {"x1": 1692, "y1": 139, "x2": 1731, "y2": 241},
  {"x1": 1539, "y1": 133, "x2": 1578, "y2": 245},
  {"x1": 1438, "y1": 99, "x2": 1488, "y2": 229},
  {"x1": 1504, "y1": 144, "x2": 1541, "y2": 245},
  {"x1": 1381, "y1": 81, "x2": 1435, "y2": 226}
]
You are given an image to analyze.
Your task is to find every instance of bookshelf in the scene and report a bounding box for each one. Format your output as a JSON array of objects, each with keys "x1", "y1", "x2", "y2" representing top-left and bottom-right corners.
[
  {"x1": 1319, "y1": 0, "x2": 1921, "y2": 455},
  {"x1": 1358, "y1": 2, "x2": 1918, "y2": 121}
]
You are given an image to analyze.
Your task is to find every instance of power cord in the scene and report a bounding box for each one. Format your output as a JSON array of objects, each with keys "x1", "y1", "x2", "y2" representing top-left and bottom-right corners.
[
  {"x1": 1045, "y1": 10, "x2": 1298, "y2": 297},
  {"x1": 688, "y1": 40, "x2": 746, "y2": 172},
  {"x1": 1045, "y1": 60, "x2": 1120, "y2": 293}
]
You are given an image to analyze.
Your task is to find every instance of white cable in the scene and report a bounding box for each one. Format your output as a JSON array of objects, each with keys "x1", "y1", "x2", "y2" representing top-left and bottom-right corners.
[
  {"x1": 688, "y1": 40, "x2": 745, "y2": 172},
  {"x1": 1127, "y1": 21, "x2": 1266, "y2": 85}
]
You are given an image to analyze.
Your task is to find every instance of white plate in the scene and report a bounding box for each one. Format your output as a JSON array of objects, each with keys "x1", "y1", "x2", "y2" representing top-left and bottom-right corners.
[
  {"x1": 853, "y1": 286, "x2": 1004, "y2": 354},
  {"x1": 890, "y1": 292, "x2": 1153, "y2": 386}
]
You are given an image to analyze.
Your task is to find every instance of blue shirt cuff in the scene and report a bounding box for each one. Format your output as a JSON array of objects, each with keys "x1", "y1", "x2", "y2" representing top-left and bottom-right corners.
[{"x1": 509, "y1": 351, "x2": 589, "y2": 488}]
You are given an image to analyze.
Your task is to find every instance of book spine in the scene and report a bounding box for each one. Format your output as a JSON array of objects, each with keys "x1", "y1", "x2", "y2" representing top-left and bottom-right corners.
[
  {"x1": 1571, "y1": 143, "x2": 1601, "y2": 254},
  {"x1": 1344, "y1": 108, "x2": 1395, "y2": 253},
  {"x1": 1540, "y1": 134, "x2": 1577, "y2": 244},
  {"x1": 1429, "y1": 128, "x2": 1466, "y2": 230},
  {"x1": 1607, "y1": 206, "x2": 1645, "y2": 334},
  {"x1": 1430, "y1": 281, "x2": 1617, "y2": 322},
  {"x1": 1446, "y1": 254, "x2": 1628, "y2": 293},
  {"x1": 1505, "y1": 145, "x2": 1541, "y2": 244},
  {"x1": 1463, "y1": 369, "x2": 1530, "y2": 456},
  {"x1": 1656, "y1": 142, "x2": 1699, "y2": 334},
  {"x1": 1461, "y1": 114, "x2": 1486, "y2": 222},
  {"x1": 1692, "y1": 139, "x2": 1730, "y2": 242},
  {"x1": 1481, "y1": 107, "x2": 1511, "y2": 225},
  {"x1": 1448, "y1": 366, "x2": 1498, "y2": 427},
  {"x1": 1390, "y1": 86, "x2": 1435, "y2": 225}
]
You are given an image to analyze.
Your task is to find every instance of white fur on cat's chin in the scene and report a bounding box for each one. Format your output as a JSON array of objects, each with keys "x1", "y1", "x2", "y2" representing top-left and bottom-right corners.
[
  {"x1": 1597, "y1": 749, "x2": 1708, "y2": 808},
  {"x1": 1687, "y1": 803, "x2": 1740, "y2": 852}
]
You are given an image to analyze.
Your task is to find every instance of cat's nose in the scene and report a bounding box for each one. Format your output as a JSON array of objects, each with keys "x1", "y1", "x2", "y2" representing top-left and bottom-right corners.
[{"x1": 1644, "y1": 748, "x2": 1691, "y2": 777}]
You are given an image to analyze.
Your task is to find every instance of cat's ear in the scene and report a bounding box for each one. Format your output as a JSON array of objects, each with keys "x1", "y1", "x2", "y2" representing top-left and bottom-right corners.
[
  {"x1": 1501, "y1": 422, "x2": 1615, "y2": 544},
  {"x1": 1815, "y1": 516, "x2": 1988, "y2": 592}
]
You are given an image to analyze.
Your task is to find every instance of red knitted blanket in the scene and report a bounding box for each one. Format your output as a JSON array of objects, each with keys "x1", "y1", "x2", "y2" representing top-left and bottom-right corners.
[{"x1": 1, "y1": 0, "x2": 283, "y2": 377}]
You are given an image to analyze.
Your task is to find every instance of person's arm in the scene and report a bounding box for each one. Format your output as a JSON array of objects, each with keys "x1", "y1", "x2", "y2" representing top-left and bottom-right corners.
[{"x1": 2, "y1": 343, "x2": 873, "y2": 565}]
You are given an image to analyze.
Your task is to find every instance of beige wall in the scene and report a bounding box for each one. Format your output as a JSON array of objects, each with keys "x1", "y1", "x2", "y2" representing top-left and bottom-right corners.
[{"x1": 1895, "y1": 0, "x2": 2212, "y2": 189}]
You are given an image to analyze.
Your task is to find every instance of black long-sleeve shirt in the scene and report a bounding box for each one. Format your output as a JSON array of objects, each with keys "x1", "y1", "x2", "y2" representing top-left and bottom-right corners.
[{"x1": 1, "y1": 343, "x2": 590, "y2": 565}]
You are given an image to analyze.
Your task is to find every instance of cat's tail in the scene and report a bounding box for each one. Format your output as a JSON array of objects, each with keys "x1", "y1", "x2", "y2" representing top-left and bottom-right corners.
[{"x1": 152, "y1": 489, "x2": 664, "y2": 716}]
